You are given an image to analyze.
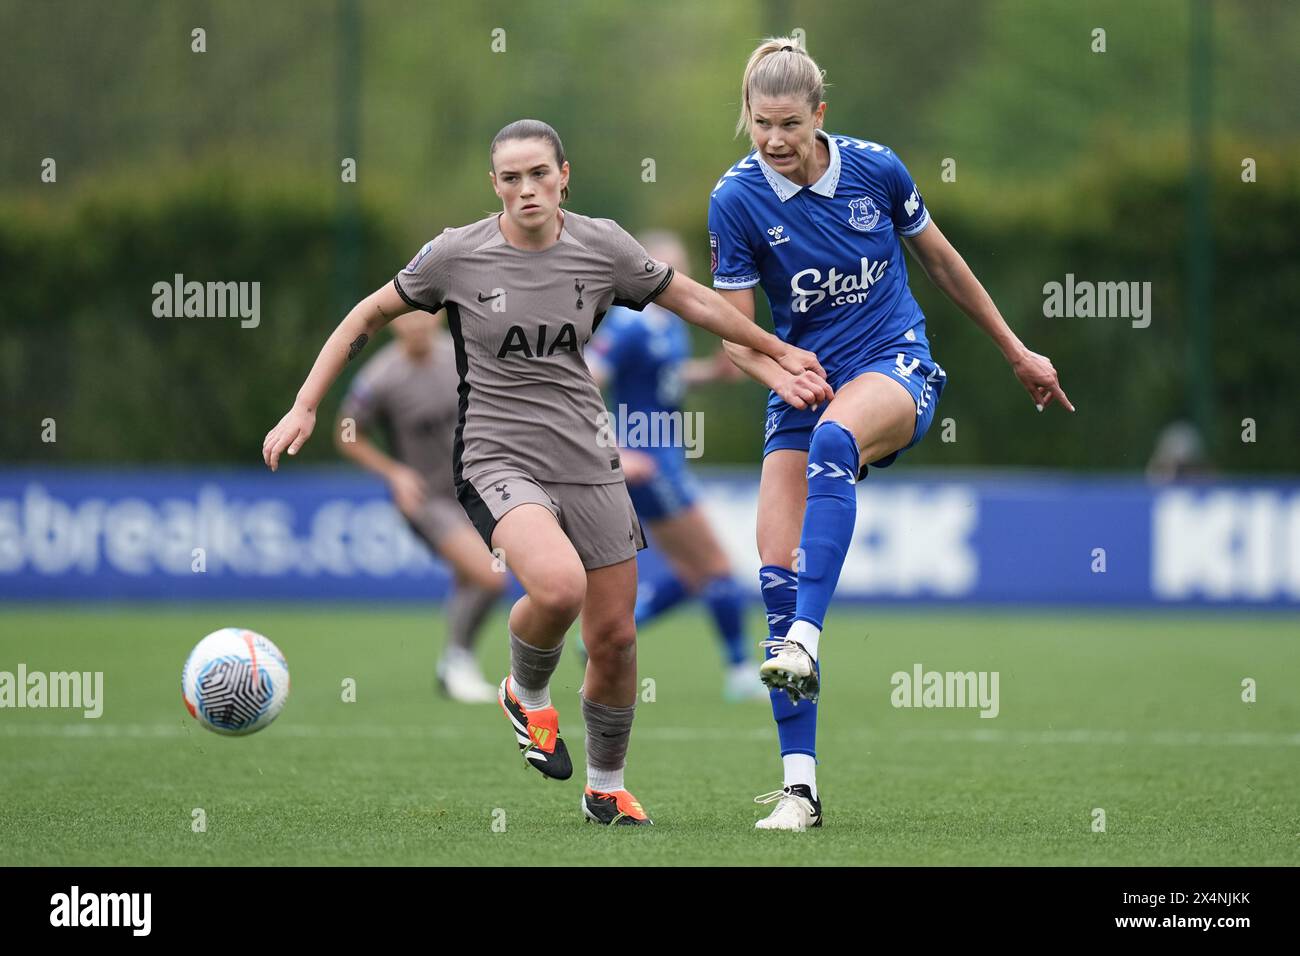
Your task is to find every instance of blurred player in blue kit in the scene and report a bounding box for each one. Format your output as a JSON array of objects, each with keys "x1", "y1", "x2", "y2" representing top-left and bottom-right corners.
[
  {"x1": 710, "y1": 38, "x2": 1074, "y2": 829},
  {"x1": 587, "y1": 231, "x2": 768, "y2": 702}
]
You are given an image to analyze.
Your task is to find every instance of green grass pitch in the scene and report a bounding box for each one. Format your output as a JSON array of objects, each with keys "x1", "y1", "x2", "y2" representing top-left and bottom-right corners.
[{"x1": 1, "y1": 603, "x2": 1296, "y2": 866}]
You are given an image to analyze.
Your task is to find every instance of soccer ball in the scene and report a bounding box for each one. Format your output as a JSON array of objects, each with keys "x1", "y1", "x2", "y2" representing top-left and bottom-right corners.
[{"x1": 182, "y1": 628, "x2": 290, "y2": 736}]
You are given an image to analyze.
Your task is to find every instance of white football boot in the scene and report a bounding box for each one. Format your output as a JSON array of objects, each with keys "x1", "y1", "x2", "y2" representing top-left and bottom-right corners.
[
  {"x1": 436, "y1": 648, "x2": 497, "y2": 703},
  {"x1": 758, "y1": 639, "x2": 820, "y2": 703},
  {"x1": 754, "y1": 785, "x2": 823, "y2": 831}
]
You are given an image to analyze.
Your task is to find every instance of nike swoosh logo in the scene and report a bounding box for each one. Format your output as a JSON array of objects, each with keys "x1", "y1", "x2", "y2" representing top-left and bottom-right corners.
[{"x1": 477, "y1": 291, "x2": 503, "y2": 302}]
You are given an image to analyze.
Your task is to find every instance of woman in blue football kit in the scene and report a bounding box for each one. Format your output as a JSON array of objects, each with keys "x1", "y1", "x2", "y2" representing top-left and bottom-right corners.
[
  {"x1": 588, "y1": 231, "x2": 767, "y2": 702},
  {"x1": 710, "y1": 38, "x2": 1074, "y2": 830}
]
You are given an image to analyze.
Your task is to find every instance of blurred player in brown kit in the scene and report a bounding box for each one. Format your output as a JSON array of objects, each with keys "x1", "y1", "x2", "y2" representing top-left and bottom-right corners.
[{"x1": 335, "y1": 310, "x2": 505, "y2": 703}]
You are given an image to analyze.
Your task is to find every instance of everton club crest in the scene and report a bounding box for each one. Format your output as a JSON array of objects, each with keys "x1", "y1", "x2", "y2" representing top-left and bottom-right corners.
[{"x1": 847, "y1": 196, "x2": 882, "y2": 232}]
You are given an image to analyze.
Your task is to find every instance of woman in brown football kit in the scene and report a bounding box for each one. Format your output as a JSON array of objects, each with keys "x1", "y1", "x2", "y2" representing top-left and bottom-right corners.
[{"x1": 263, "y1": 119, "x2": 830, "y2": 826}]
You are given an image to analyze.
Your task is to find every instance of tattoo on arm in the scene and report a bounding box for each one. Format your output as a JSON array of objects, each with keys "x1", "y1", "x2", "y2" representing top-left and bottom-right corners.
[{"x1": 346, "y1": 333, "x2": 369, "y2": 362}]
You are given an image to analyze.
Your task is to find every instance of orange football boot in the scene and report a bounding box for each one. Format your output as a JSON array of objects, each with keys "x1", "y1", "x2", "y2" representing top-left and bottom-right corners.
[
  {"x1": 498, "y1": 676, "x2": 572, "y2": 780},
  {"x1": 582, "y1": 787, "x2": 653, "y2": 826}
]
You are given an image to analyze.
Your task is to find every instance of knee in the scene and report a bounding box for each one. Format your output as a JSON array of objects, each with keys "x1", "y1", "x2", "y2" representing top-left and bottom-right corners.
[
  {"x1": 757, "y1": 512, "x2": 801, "y2": 570},
  {"x1": 691, "y1": 539, "x2": 733, "y2": 582},
  {"x1": 530, "y1": 573, "x2": 586, "y2": 623},
  {"x1": 673, "y1": 564, "x2": 712, "y2": 594},
  {"x1": 585, "y1": 619, "x2": 637, "y2": 665},
  {"x1": 757, "y1": 526, "x2": 797, "y2": 570},
  {"x1": 757, "y1": 542, "x2": 796, "y2": 571},
  {"x1": 809, "y1": 420, "x2": 859, "y2": 474}
]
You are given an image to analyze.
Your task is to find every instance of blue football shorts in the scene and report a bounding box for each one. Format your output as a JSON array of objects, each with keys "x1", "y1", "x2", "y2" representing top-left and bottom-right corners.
[
  {"x1": 625, "y1": 448, "x2": 700, "y2": 522},
  {"x1": 763, "y1": 339, "x2": 947, "y2": 477}
]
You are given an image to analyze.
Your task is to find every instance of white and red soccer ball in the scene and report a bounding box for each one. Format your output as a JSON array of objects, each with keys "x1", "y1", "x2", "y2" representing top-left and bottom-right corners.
[{"x1": 182, "y1": 628, "x2": 290, "y2": 736}]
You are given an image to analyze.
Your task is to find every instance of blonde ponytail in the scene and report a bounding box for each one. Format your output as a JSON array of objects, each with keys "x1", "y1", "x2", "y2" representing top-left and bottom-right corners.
[{"x1": 735, "y1": 36, "x2": 826, "y2": 138}]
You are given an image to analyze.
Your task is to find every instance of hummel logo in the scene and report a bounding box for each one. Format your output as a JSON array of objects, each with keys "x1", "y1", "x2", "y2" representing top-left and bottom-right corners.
[
  {"x1": 893, "y1": 353, "x2": 920, "y2": 379},
  {"x1": 574, "y1": 279, "x2": 585, "y2": 309},
  {"x1": 761, "y1": 570, "x2": 794, "y2": 589},
  {"x1": 477, "y1": 291, "x2": 503, "y2": 302},
  {"x1": 766, "y1": 225, "x2": 790, "y2": 247},
  {"x1": 494, "y1": 482, "x2": 510, "y2": 501},
  {"x1": 904, "y1": 188, "x2": 920, "y2": 218},
  {"x1": 807, "y1": 461, "x2": 855, "y2": 482}
]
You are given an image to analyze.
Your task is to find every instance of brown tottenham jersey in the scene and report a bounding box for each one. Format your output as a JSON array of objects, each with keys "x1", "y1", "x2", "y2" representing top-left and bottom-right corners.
[
  {"x1": 339, "y1": 334, "x2": 460, "y2": 499},
  {"x1": 392, "y1": 212, "x2": 674, "y2": 488}
]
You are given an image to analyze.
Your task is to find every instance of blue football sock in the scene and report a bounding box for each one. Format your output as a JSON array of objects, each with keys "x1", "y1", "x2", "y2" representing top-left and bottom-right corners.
[
  {"x1": 760, "y1": 565, "x2": 817, "y2": 758},
  {"x1": 634, "y1": 566, "x2": 689, "y2": 627},
  {"x1": 700, "y1": 575, "x2": 747, "y2": 666},
  {"x1": 794, "y1": 421, "x2": 860, "y2": 631}
]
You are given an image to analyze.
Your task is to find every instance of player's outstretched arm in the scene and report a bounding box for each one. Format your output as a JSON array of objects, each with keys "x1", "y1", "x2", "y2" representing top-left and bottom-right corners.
[
  {"x1": 333, "y1": 421, "x2": 430, "y2": 516},
  {"x1": 682, "y1": 348, "x2": 744, "y2": 386},
  {"x1": 653, "y1": 271, "x2": 827, "y2": 383},
  {"x1": 262, "y1": 282, "x2": 411, "y2": 471},
  {"x1": 714, "y1": 288, "x2": 835, "y2": 411},
  {"x1": 904, "y1": 221, "x2": 1074, "y2": 413}
]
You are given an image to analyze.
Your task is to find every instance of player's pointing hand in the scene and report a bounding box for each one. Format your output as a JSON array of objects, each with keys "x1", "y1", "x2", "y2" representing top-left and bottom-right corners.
[
  {"x1": 262, "y1": 403, "x2": 317, "y2": 471},
  {"x1": 1011, "y1": 349, "x2": 1074, "y2": 413}
]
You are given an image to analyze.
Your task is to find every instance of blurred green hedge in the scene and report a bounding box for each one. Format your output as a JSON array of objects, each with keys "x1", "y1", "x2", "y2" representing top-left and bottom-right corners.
[
  {"x1": 2, "y1": 145, "x2": 1296, "y2": 472},
  {"x1": 0, "y1": 169, "x2": 403, "y2": 467}
]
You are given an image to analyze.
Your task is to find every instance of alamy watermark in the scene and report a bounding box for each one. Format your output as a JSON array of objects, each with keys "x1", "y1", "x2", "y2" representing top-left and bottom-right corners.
[
  {"x1": 152, "y1": 273, "x2": 260, "y2": 328},
  {"x1": 0, "y1": 665, "x2": 103, "y2": 717},
  {"x1": 596, "y1": 404, "x2": 704, "y2": 458},
  {"x1": 50, "y1": 886, "x2": 150, "y2": 935},
  {"x1": 890, "y1": 663, "x2": 999, "y2": 718},
  {"x1": 1042, "y1": 274, "x2": 1150, "y2": 328}
]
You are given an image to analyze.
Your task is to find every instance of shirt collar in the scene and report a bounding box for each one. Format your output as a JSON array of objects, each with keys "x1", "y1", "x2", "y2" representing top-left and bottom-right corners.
[{"x1": 756, "y1": 128, "x2": 841, "y2": 203}]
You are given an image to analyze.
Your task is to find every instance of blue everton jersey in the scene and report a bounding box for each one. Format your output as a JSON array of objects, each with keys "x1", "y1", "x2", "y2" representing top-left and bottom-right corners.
[
  {"x1": 708, "y1": 130, "x2": 932, "y2": 385},
  {"x1": 589, "y1": 303, "x2": 690, "y2": 418}
]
